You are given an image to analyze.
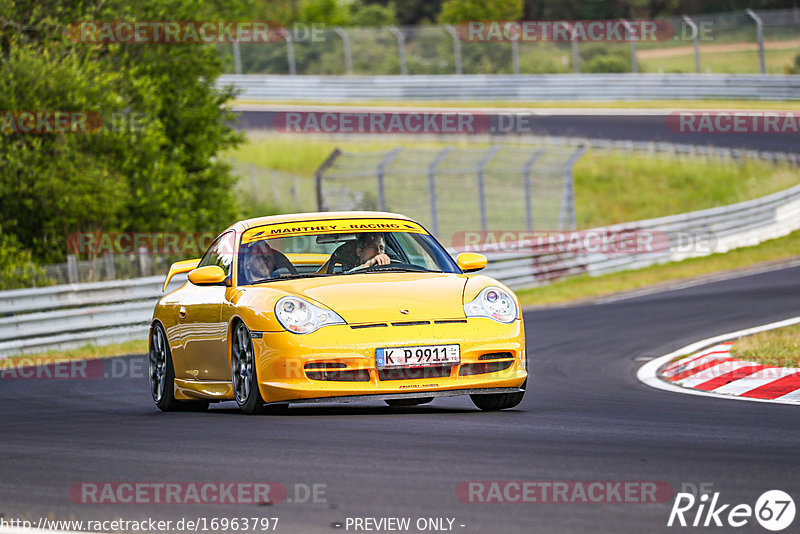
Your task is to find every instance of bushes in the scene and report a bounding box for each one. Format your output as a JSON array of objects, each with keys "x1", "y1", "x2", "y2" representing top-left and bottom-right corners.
[{"x1": 0, "y1": 234, "x2": 47, "y2": 290}]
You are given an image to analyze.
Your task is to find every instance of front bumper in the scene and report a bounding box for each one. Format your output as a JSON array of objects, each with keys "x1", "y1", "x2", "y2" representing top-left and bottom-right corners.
[
  {"x1": 262, "y1": 387, "x2": 525, "y2": 406},
  {"x1": 252, "y1": 318, "x2": 526, "y2": 404}
]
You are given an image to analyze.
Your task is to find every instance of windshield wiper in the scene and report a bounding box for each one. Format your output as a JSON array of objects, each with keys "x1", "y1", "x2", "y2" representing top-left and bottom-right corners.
[
  {"x1": 361, "y1": 266, "x2": 440, "y2": 273},
  {"x1": 251, "y1": 273, "x2": 330, "y2": 284}
]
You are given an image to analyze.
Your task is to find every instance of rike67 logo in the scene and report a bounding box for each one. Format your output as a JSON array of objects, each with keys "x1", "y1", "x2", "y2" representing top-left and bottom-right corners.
[{"x1": 668, "y1": 489, "x2": 795, "y2": 531}]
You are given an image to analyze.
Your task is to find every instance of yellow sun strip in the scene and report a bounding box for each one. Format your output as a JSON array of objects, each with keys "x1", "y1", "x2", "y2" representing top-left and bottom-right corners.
[{"x1": 242, "y1": 218, "x2": 427, "y2": 244}]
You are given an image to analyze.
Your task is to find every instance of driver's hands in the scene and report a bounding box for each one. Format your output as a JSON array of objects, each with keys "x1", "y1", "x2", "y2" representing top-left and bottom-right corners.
[{"x1": 365, "y1": 253, "x2": 391, "y2": 267}]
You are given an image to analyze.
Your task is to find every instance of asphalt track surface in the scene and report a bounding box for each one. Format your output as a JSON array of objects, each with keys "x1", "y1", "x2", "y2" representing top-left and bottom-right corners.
[
  {"x1": 2, "y1": 265, "x2": 799, "y2": 533},
  {"x1": 235, "y1": 107, "x2": 800, "y2": 153}
]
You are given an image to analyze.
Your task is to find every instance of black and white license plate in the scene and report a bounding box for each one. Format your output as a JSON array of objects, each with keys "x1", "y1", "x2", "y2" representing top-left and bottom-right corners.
[{"x1": 375, "y1": 344, "x2": 460, "y2": 369}]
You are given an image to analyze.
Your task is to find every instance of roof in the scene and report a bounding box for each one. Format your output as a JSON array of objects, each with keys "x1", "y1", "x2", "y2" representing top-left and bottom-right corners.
[{"x1": 232, "y1": 211, "x2": 415, "y2": 232}]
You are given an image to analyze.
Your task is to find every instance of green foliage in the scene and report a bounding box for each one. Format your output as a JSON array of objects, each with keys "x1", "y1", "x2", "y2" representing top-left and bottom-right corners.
[
  {"x1": 791, "y1": 51, "x2": 800, "y2": 74},
  {"x1": 583, "y1": 53, "x2": 630, "y2": 73},
  {"x1": 579, "y1": 44, "x2": 632, "y2": 73},
  {"x1": 299, "y1": 0, "x2": 352, "y2": 25},
  {"x1": 438, "y1": 0, "x2": 524, "y2": 24},
  {"x1": 0, "y1": 233, "x2": 47, "y2": 290},
  {"x1": 349, "y1": 1, "x2": 397, "y2": 26},
  {"x1": 0, "y1": 0, "x2": 244, "y2": 266}
]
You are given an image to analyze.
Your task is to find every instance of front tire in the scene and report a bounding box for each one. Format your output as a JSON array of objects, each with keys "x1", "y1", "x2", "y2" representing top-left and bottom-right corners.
[
  {"x1": 149, "y1": 323, "x2": 208, "y2": 412},
  {"x1": 231, "y1": 322, "x2": 287, "y2": 415},
  {"x1": 470, "y1": 390, "x2": 524, "y2": 411}
]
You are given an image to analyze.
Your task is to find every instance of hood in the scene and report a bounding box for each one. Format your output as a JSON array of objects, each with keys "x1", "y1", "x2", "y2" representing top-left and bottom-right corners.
[{"x1": 267, "y1": 273, "x2": 469, "y2": 324}]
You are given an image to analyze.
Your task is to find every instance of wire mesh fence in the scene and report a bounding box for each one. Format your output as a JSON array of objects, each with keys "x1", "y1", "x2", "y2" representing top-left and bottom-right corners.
[
  {"x1": 222, "y1": 9, "x2": 800, "y2": 76},
  {"x1": 16, "y1": 253, "x2": 177, "y2": 288},
  {"x1": 229, "y1": 160, "x2": 316, "y2": 214},
  {"x1": 315, "y1": 145, "x2": 585, "y2": 247}
]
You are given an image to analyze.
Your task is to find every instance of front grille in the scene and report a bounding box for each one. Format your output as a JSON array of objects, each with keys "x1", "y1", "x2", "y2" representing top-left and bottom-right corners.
[
  {"x1": 478, "y1": 352, "x2": 514, "y2": 361},
  {"x1": 390, "y1": 321, "x2": 431, "y2": 327},
  {"x1": 434, "y1": 319, "x2": 467, "y2": 324},
  {"x1": 378, "y1": 365, "x2": 452, "y2": 381},
  {"x1": 304, "y1": 362, "x2": 347, "y2": 369},
  {"x1": 350, "y1": 323, "x2": 388, "y2": 329},
  {"x1": 459, "y1": 361, "x2": 513, "y2": 376},
  {"x1": 306, "y1": 369, "x2": 371, "y2": 382}
]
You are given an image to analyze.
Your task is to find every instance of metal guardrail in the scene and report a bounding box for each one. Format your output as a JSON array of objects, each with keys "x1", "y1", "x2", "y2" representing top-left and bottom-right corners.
[
  {"x1": 479, "y1": 183, "x2": 800, "y2": 287},
  {"x1": 531, "y1": 136, "x2": 800, "y2": 165},
  {"x1": 220, "y1": 74, "x2": 800, "y2": 101},
  {"x1": 2, "y1": 181, "x2": 800, "y2": 357},
  {"x1": 0, "y1": 275, "x2": 187, "y2": 357},
  {"x1": 225, "y1": 9, "x2": 800, "y2": 76}
]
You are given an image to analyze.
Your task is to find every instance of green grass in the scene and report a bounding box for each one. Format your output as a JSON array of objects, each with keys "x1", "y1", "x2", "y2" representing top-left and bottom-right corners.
[
  {"x1": 234, "y1": 99, "x2": 800, "y2": 110},
  {"x1": 228, "y1": 134, "x2": 800, "y2": 228},
  {"x1": 573, "y1": 152, "x2": 800, "y2": 228},
  {"x1": 225, "y1": 134, "x2": 410, "y2": 176},
  {"x1": 731, "y1": 324, "x2": 800, "y2": 368},
  {"x1": 641, "y1": 47, "x2": 798, "y2": 74},
  {"x1": 516, "y1": 227, "x2": 800, "y2": 307},
  {"x1": 1, "y1": 339, "x2": 148, "y2": 367}
]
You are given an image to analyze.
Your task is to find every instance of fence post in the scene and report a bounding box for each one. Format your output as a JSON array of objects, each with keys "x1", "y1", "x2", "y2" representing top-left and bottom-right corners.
[
  {"x1": 444, "y1": 25, "x2": 463, "y2": 75},
  {"x1": 389, "y1": 26, "x2": 408, "y2": 75},
  {"x1": 333, "y1": 27, "x2": 354, "y2": 74},
  {"x1": 292, "y1": 176, "x2": 300, "y2": 208},
  {"x1": 286, "y1": 31, "x2": 297, "y2": 75},
  {"x1": 376, "y1": 148, "x2": 402, "y2": 211},
  {"x1": 511, "y1": 39, "x2": 520, "y2": 75},
  {"x1": 138, "y1": 246, "x2": 151, "y2": 277},
  {"x1": 682, "y1": 15, "x2": 701, "y2": 73},
  {"x1": 103, "y1": 252, "x2": 115, "y2": 281},
  {"x1": 568, "y1": 23, "x2": 580, "y2": 73},
  {"x1": 427, "y1": 147, "x2": 452, "y2": 236},
  {"x1": 477, "y1": 146, "x2": 501, "y2": 232},
  {"x1": 621, "y1": 20, "x2": 638, "y2": 73},
  {"x1": 232, "y1": 41, "x2": 242, "y2": 74},
  {"x1": 250, "y1": 164, "x2": 258, "y2": 205},
  {"x1": 67, "y1": 255, "x2": 78, "y2": 284},
  {"x1": 746, "y1": 9, "x2": 766, "y2": 74},
  {"x1": 523, "y1": 149, "x2": 545, "y2": 231},
  {"x1": 559, "y1": 146, "x2": 587, "y2": 230},
  {"x1": 314, "y1": 148, "x2": 342, "y2": 211}
]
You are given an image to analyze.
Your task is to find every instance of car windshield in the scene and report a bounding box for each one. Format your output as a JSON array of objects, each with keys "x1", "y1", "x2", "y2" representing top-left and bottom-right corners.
[{"x1": 237, "y1": 220, "x2": 459, "y2": 285}]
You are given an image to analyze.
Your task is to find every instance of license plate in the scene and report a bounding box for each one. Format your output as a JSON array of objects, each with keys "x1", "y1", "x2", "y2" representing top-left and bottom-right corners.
[{"x1": 376, "y1": 344, "x2": 460, "y2": 369}]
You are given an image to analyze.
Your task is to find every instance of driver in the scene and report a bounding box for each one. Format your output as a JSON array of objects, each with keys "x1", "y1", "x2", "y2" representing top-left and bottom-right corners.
[{"x1": 346, "y1": 233, "x2": 391, "y2": 272}]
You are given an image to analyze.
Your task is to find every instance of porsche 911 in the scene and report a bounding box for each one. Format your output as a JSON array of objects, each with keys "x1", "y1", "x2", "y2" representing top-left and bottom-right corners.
[{"x1": 149, "y1": 211, "x2": 527, "y2": 414}]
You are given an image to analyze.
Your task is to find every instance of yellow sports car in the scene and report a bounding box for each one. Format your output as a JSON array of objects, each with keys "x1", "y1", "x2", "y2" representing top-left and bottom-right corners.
[{"x1": 149, "y1": 211, "x2": 527, "y2": 414}]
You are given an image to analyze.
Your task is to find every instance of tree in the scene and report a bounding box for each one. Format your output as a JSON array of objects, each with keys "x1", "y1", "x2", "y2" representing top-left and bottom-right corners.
[
  {"x1": 0, "y1": 0, "x2": 245, "y2": 265},
  {"x1": 438, "y1": 0, "x2": 524, "y2": 23}
]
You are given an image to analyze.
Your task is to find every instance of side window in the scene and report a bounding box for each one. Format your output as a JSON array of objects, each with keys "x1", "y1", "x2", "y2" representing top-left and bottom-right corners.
[{"x1": 198, "y1": 231, "x2": 236, "y2": 276}]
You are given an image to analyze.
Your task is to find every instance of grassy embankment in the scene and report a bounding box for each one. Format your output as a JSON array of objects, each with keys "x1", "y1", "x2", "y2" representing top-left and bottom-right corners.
[
  {"x1": 730, "y1": 324, "x2": 800, "y2": 368},
  {"x1": 229, "y1": 134, "x2": 800, "y2": 307}
]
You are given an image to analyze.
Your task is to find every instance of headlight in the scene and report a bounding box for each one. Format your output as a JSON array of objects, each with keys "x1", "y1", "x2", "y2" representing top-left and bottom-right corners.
[
  {"x1": 275, "y1": 296, "x2": 345, "y2": 334},
  {"x1": 464, "y1": 286, "x2": 517, "y2": 324}
]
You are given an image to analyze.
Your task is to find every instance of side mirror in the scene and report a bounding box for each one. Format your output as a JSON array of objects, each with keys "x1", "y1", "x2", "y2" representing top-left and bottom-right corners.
[
  {"x1": 456, "y1": 252, "x2": 487, "y2": 273},
  {"x1": 188, "y1": 265, "x2": 227, "y2": 285}
]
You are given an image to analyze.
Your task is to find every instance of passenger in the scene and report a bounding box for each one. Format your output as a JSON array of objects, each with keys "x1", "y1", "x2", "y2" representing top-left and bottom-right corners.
[{"x1": 242, "y1": 241, "x2": 296, "y2": 282}]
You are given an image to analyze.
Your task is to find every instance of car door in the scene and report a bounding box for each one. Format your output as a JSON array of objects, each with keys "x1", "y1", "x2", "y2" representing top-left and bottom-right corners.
[{"x1": 180, "y1": 230, "x2": 235, "y2": 381}]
